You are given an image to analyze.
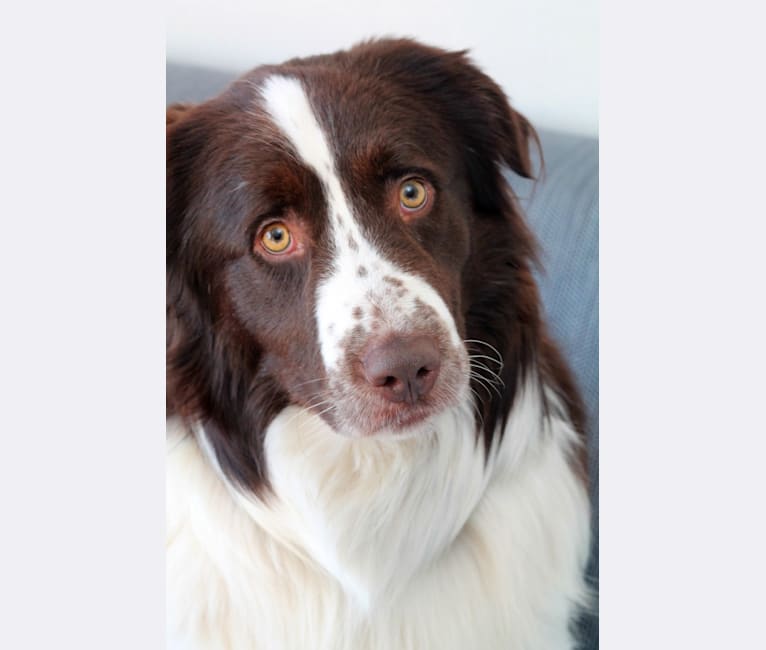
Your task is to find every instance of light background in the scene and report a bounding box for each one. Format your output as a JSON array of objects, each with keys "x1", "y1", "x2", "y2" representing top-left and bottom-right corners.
[
  {"x1": 1, "y1": 1, "x2": 765, "y2": 649},
  {"x1": 166, "y1": 0, "x2": 598, "y2": 136}
]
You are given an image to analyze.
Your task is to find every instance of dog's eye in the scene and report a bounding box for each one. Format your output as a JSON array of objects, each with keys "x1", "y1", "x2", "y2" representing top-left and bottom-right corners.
[
  {"x1": 399, "y1": 179, "x2": 428, "y2": 210},
  {"x1": 260, "y1": 222, "x2": 292, "y2": 254}
]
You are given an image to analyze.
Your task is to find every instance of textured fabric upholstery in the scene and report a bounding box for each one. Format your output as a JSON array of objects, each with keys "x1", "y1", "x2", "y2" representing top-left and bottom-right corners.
[
  {"x1": 166, "y1": 61, "x2": 599, "y2": 648},
  {"x1": 506, "y1": 135, "x2": 599, "y2": 648},
  {"x1": 167, "y1": 62, "x2": 238, "y2": 105}
]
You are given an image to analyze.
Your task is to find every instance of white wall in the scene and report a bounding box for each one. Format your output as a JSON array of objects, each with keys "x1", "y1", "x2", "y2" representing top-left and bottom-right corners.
[{"x1": 166, "y1": 0, "x2": 598, "y2": 136}]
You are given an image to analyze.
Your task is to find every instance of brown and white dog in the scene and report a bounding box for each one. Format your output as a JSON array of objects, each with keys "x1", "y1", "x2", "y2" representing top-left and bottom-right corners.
[{"x1": 166, "y1": 38, "x2": 591, "y2": 649}]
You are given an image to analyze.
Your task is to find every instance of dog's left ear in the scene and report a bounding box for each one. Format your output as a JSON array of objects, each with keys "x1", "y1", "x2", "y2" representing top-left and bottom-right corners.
[
  {"x1": 432, "y1": 46, "x2": 542, "y2": 207},
  {"x1": 440, "y1": 46, "x2": 541, "y2": 182},
  {"x1": 473, "y1": 78, "x2": 539, "y2": 181},
  {"x1": 369, "y1": 39, "x2": 540, "y2": 211}
]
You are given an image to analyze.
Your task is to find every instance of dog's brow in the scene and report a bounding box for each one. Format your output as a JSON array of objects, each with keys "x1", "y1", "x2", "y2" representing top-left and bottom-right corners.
[
  {"x1": 259, "y1": 76, "x2": 336, "y2": 179},
  {"x1": 258, "y1": 75, "x2": 462, "y2": 372}
]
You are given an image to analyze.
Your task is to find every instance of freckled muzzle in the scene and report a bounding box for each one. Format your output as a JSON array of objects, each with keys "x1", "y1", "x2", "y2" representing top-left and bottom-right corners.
[
  {"x1": 315, "y1": 263, "x2": 469, "y2": 437},
  {"x1": 319, "y1": 316, "x2": 468, "y2": 437}
]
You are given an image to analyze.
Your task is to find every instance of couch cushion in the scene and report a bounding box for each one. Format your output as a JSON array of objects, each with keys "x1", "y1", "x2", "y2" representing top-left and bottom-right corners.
[{"x1": 506, "y1": 134, "x2": 599, "y2": 647}]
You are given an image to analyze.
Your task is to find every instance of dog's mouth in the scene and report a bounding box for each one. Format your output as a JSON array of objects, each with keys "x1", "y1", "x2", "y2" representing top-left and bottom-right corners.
[
  {"x1": 357, "y1": 402, "x2": 437, "y2": 437},
  {"x1": 291, "y1": 329, "x2": 472, "y2": 438},
  {"x1": 311, "y1": 398, "x2": 447, "y2": 438},
  {"x1": 304, "y1": 358, "x2": 469, "y2": 438}
]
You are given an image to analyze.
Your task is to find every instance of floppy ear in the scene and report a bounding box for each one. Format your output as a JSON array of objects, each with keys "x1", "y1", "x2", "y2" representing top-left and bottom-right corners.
[
  {"x1": 166, "y1": 102, "x2": 194, "y2": 126},
  {"x1": 446, "y1": 55, "x2": 542, "y2": 214},
  {"x1": 166, "y1": 102, "x2": 210, "y2": 418},
  {"x1": 481, "y1": 88, "x2": 540, "y2": 180},
  {"x1": 166, "y1": 103, "x2": 204, "y2": 243},
  {"x1": 367, "y1": 39, "x2": 541, "y2": 212},
  {"x1": 166, "y1": 101, "x2": 280, "y2": 491},
  {"x1": 434, "y1": 49, "x2": 541, "y2": 181}
]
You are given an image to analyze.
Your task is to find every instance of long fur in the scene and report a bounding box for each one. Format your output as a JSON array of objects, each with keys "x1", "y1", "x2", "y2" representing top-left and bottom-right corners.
[{"x1": 166, "y1": 38, "x2": 591, "y2": 649}]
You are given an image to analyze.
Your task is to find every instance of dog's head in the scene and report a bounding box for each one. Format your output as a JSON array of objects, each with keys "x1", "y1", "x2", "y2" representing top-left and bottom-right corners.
[{"x1": 167, "y1": 39, "x2": 553, "y2": 491}]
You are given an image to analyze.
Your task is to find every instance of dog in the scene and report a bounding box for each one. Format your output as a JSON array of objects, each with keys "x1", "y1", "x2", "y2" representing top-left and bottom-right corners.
[{"x1": 166, "y1": 38, "x2": 591, "y2": 649}]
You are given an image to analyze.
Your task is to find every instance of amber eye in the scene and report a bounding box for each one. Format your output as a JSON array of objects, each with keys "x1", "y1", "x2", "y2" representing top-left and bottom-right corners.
[
  {"x1": 260, "y1": 222, "x2": 292, "y2": 254},
  {"x1": 399, "y1": 179, "x2": 428, "y2": 210}
]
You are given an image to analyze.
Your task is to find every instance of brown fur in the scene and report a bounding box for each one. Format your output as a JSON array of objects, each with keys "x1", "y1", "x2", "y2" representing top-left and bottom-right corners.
[{"x1": 167, "y1": 38, "x2": 586, "y2": 492}]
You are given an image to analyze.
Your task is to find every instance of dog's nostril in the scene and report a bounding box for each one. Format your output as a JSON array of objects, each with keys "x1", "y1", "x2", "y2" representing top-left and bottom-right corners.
[{"x1": 362, "y1": 335, "x2": 441, "y2": 404}]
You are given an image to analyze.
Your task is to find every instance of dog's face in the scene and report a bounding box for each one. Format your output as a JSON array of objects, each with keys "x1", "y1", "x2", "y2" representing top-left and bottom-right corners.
[{"x1": 167, "y1": 39, "x2": 547, "y2": 490}]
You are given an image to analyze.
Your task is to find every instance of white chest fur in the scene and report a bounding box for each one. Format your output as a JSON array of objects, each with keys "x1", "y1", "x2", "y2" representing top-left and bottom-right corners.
[{"x1": 166, "y1": 385, "x2": 590, "y2": 650}]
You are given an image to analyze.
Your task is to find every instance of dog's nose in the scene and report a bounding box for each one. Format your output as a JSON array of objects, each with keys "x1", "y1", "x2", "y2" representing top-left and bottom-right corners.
[{"x1": 362, "y1": 335, "x2": 441, "y2": 404}]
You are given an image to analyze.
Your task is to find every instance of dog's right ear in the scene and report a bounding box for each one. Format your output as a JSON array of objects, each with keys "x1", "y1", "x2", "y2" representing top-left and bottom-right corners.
[
  {"x1": 166, "y1": 102, "x2": 203, "y2": 241},
  {"x1": 165, "y1": 100, "x2": 277, "y2": 491},
  {"x1": 166, "y1": 102, "x2": 194, "y2": 127},
  {"x1": 166, "y1": 102, "x2": 211, "y2": 419}
]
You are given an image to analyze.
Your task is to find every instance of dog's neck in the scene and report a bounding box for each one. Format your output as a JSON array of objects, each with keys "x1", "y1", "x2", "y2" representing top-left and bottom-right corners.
[{"x1": 193, "y1": 378, "x2": 551, "y2": 609}]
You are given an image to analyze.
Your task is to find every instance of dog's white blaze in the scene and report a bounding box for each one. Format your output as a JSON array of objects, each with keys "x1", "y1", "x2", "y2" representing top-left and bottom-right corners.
[{"x1": 260, "y1": 75, "x2": 461, "y2": 371}]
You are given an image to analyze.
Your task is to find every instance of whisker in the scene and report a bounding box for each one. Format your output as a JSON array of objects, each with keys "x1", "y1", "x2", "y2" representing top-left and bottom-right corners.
[
  {"x1": 469, "y1": 372, "x2": 496, "y2": 400},
  {"x1": 471, "y1": 370, "x2": 505, "y2": 392},
  {"x1": 467, "y1": 388, "x2": 486, "y2": 430},
  {"x1": 468, "y1": 354, "x2": 504, "y2": 370},
  {"x1": 281, "y1": 396, "x2": 335, "y2": 428},
  {"x1": 463, "y1": 338, "x2": 505, "y2": 370},
  {"x1": 469, "y1": 359, "x2": 506, "y2": 388},
  {"x1": 442, "y1": 382, "x2": 483, "y2": 431},
  {"x1": 290, "y1": 377, "x2": 326, "y2": 390},
  {"x1": 470, "y1": 366, "x2": 503, "y2": 397},
  {"x1": 470, "y1": 363, "x2": 505, "y2": 389},
  {"x1": 312, "y1": 404, "x2": 336, "y2": 421}
]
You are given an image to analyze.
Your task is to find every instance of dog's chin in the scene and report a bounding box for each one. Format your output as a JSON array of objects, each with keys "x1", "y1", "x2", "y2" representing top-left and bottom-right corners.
[
  {"x1": 318, "y1": 390, "x2": 468, "y2": 439},
  {"x1": 312, "y1": 406, "x2": 432, "y2": 439},
  {"x1": 358, "y1": 409, "x2": 437, "y2": 439},
  {"x1": 306, "y1": 370, "x2": 471, "y2": 439}
]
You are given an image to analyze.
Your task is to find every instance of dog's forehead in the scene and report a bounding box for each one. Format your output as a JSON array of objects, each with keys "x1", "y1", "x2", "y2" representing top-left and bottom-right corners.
[
  {"x1": 251, "y1": 72, "x2": 462, "y2": 371},
  {"x1": 242, "y1": 63, "x2": 454, "y2": 171},
  {"x1": 258, "y1": 75, "x2": 336, "y2": 181}
]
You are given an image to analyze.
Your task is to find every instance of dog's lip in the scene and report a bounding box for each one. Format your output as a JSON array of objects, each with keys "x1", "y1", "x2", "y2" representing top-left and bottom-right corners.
[
  {"x1": 310, "y1": 397, "x2": 449, "y2": 437},
  {"x1": 307, "y1": 365, "x2": 468, "y2": 436},
  {"x1": 358, "y1": 404, "x2": 437, "y2": 436}
]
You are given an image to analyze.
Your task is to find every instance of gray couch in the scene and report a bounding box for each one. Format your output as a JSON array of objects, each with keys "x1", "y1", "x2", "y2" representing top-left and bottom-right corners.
[{"x1": 167, "y1": 62, "x2": 599, "y2": 649}]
